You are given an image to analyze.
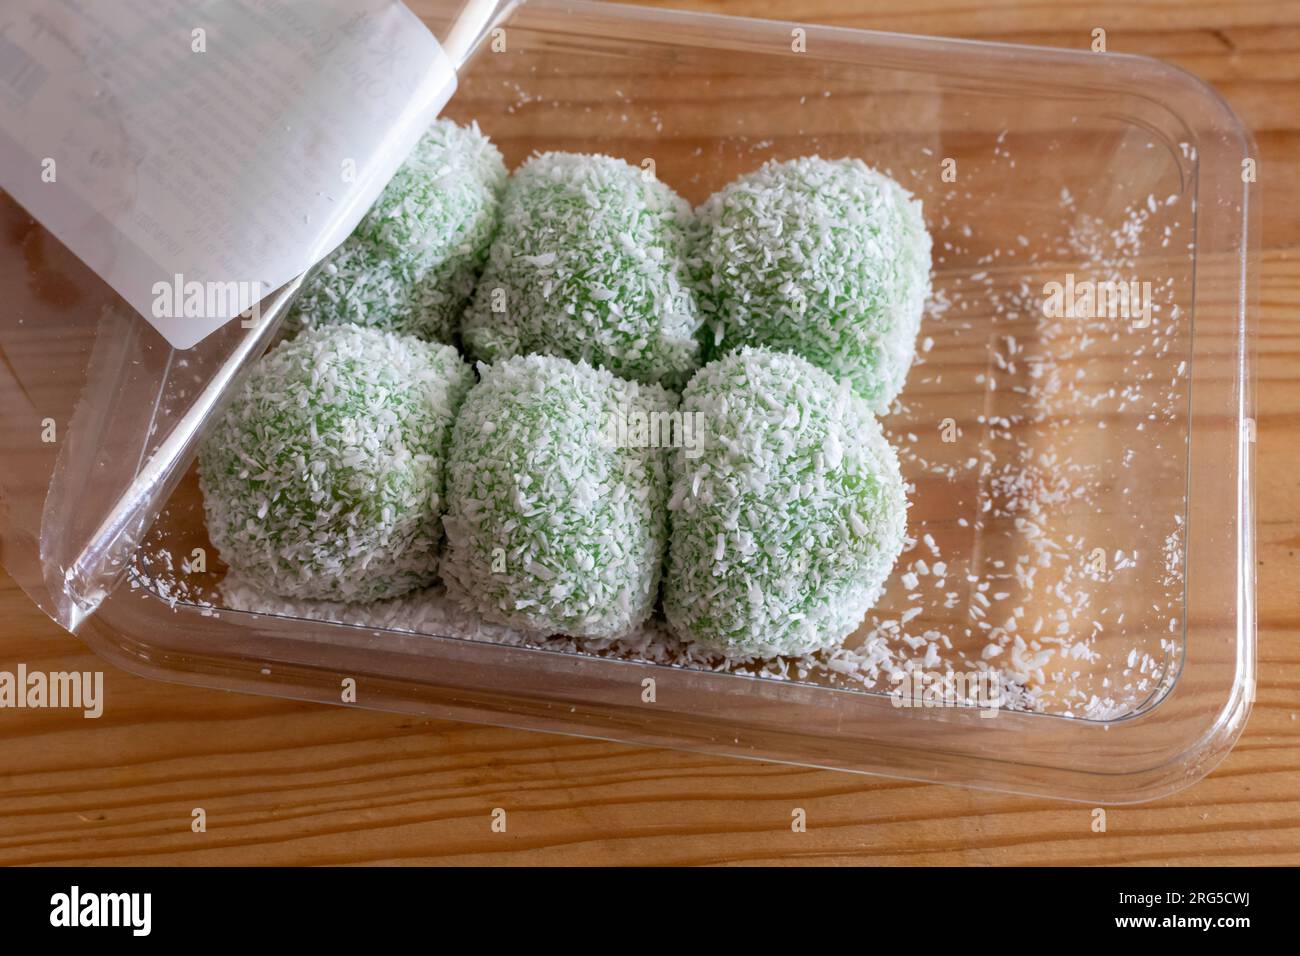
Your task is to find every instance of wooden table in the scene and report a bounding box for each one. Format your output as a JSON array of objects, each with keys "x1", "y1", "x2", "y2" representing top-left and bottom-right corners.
[{"x1": 2, "y1": 0, "x2": 1297, "y2": 865}]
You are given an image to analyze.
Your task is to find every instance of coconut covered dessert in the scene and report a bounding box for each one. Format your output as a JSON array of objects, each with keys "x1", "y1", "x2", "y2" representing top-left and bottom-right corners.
[
  {"x1": 696, "y1": 156, "x2": 931, "y2": 412},
  {"x1": 663, "y1": 347, "x2": 908, "y2": 657},
  {"x1": 461, "y1": 152, "x2": 703, "y2": 389},
  {"x1": 199, "y1": 325, "x2": 473, "y2": 602},
  {"x1": 440, "y1": 353, "x2": 674, "y2": 637},
  {"x1": 290, "y1": 119, "x2": 506, "y2": 342}
]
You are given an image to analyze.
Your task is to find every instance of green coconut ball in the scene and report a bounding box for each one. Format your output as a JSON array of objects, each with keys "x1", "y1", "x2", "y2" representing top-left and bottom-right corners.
[
  {"x1": 460, "y1": 152, "x2": 703, "y2": 390},
  {"x1": 199, "y1": 325, "x2": 473, "y2": 603},
  {"x1": 696, "y1": 156, "x2": 931, "y2": 412},
  {"x1": 289, "y1": 119, "x2": 506, "y2": 342},
  {"x1": 663, "y1": 347, "x2": 908, "y2": 658},
  {"x1": 440, "y1": 354, "x2": 674, "y2": 638}
]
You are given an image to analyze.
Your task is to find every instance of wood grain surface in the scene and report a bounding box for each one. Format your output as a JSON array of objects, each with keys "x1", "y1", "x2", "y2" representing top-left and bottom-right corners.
[{"x1": 1, "y1": 0, "x2": 1298, "y2": 866}]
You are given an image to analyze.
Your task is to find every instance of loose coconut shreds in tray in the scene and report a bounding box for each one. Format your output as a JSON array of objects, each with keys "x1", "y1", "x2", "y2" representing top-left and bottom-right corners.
[
  {"x1": 166, "y1": 571, "x2": 1042, "y2": 712},
  {"x1": 129, "y1": 544, "x2": 1047, "y2": 715},
  {"x1": 878, "y1": 179, "x2": 1188, "y2": 722}
]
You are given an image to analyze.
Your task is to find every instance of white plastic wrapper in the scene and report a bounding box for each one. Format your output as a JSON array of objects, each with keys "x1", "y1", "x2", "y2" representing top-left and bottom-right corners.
[{"x1": 0, "y1": 0, "x2": 457, "y2": 348}]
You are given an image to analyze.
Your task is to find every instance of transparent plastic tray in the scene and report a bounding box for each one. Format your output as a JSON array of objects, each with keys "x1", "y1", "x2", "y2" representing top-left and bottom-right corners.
[{"x1": 0, "y1": 0, "x2": 1256, "y2": 802}]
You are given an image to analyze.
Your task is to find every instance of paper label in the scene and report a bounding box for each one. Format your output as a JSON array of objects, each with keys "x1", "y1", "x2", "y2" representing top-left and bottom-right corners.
[{"x1": 0, "y1": 0, "x2": 455, "y2": 349}]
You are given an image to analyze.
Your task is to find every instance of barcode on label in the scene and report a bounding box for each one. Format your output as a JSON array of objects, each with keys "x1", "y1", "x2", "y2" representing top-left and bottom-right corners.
[{"x1": 0, "y1": 31, "x2": 48, "y2": 101}]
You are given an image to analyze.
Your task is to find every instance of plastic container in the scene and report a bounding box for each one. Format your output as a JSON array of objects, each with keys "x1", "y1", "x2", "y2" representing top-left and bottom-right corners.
[{"x1": 0, "y1": 0, "x2": 1256, "y2": 803}]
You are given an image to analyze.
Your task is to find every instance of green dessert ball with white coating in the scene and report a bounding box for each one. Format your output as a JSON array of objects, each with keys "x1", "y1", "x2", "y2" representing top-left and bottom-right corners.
[
  {"x1": 663, "y1": 347, "x2": 908, "y2": 658},
  {"x1": 461, "y1": 152, "x2": 703, "y2": 390},
  {"x1": 199, "y1": 325, "x2": 473, "y2": 603},
  {"x1": 440, "y1": 353, "x2": 674, "y2": 638},
  {"x1": 696, "y1": 156, "x2": 931, "y2": 412},
  {"x1": 290, "y1": 118, "x2": 506, "y2": 342}
]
